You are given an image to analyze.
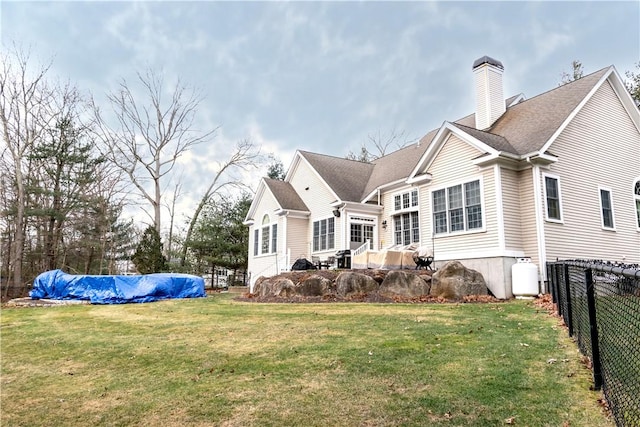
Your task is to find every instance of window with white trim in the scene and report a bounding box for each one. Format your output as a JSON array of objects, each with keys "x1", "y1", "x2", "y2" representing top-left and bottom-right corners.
[
  {"x1": 599, "y1": 188, "x2": 615, "y2": 230},
  {"x1": 261, "y1": 214, "x2": 270, "y2": 254},
  {"x1": 634, "y1": 179, "x2": 640, "y2": 229},
  {"x1": 253, "y1": 229, "x2": 259, "y2": 256},
  {"x1": 255, "y1": 214, "x2": 277, "y2": 255},
  {"x1": 313, "y1": 217, "x2": 335, "y2": 252},
  {"x1": 271, "y1": 224, "x2": 278, "y2": 253},
  {"x1": 350, "y1": 217, "x2": 375, "y2": 245},
  {"x1": 432, "y1": 179, "x2": 483, "y2": 235},
  {"x1": 394, "y1": 211, "x2": 419, "y2": 245},
  {"x1": 394, "y1": 189, "x2": 418, "y2": 211},
  {"x1": 543, "y1": 174, "x2": 562, "y2": 222},
  {"x1": 393, "y1": 189, "x2": 419, "y2": 245}
]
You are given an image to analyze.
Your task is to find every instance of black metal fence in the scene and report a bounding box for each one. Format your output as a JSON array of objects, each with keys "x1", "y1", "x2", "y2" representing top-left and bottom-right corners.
[{"x1": 547, "y1": 260, "x2": 640, "y2": 427}]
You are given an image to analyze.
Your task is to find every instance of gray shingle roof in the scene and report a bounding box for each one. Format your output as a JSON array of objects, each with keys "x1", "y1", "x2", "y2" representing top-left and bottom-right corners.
[
  {"x1": 452, "y1": 123, "x2": 518, "y2": 154},
  {"x1": 264, "y1": 178, "x2": 309, "y2": 212},
  {"x1": 362, "y1": 139, "x2": 433, "y2": 197},
  {"x1": 298, "y1": 151, "x2": 375, "y2": 202},
  {"x1": 487, "y1": 67, "x2": 609, "y2": 155},
  {"x1": 279, "y1": 66, "x2": 611, "y2": 203}
]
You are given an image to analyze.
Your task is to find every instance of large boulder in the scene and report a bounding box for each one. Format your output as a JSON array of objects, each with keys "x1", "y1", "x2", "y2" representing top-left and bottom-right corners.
[
  {"x1": 297, "y1": 274, "x2": 335, "y2": 296},
  {"x1": 253, "y1": 277, "x2": 296, "y2": 298},
  {"x1": 335, "y1": 272, "x2": 379, "y2": 297},
  {"x1": 430, "y1": 261, "x2": 488, "y2": 300},
  {"x1": 379, "y1": 271, "x2": 431, "y2": 298}
]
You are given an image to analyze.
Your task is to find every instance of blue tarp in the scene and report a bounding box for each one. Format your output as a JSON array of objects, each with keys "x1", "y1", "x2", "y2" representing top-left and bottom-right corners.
[{"x1": 30, "y1": 269, "x2": 206, "y2": 304}]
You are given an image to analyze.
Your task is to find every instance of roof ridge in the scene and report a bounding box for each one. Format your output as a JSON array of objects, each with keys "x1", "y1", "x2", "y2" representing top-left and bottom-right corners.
[
  {"x1": 510, "y1": 66, "x2": 611, "y2": 106},
  {"x1": 299, "y1": 149, "x2": 375, "y2": 165}
]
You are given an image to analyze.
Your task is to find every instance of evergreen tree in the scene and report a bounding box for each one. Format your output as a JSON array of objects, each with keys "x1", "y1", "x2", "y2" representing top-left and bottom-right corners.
[{"x1": 132, "y1": 226, "x2": 166, "y2": 273}]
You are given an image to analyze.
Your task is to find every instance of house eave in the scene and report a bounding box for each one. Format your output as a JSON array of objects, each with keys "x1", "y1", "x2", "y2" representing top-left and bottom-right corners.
[
  {"x1": 405, "y1": 173, "x2": 433, "y2": 185},
  {"x1": 274, "y1": 208, "x2": 310, "y2": 218},
  {"x1": 473, "y1": 151, "x2": 558, "y2": 170},
  {"x1": 472, "y1": 152, "x2": 523, "y2": 170},
  {"x1": 361, "y1": 178, "x2": 407, "y2": 203},
  {"x1": 525, "y1": 152, "x2": 558, "y2": 167}
]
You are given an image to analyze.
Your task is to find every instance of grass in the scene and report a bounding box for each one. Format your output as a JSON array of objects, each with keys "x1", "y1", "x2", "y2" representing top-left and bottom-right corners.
[{"x1": 1, "y1": 295, "x2": 613, "y2": 427}]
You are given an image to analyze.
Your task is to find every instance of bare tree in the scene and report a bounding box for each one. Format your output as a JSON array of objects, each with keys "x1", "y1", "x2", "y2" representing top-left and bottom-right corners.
[
  {"x1": 625, "y1": 62, "x2": 640, "y2": 106},
  {"x1": 180, "y1": 139, "x2": 262, "y2": 266},
  {"x1": 346, "y1": 128, "x2": 414, "y2": 162},
  {"x1": 0, "y1": 46, "x2": 58, "y2": 290},
  {"x1": 92, "y1": 69, "x2": 217, "y2": 234},
  {"x1": 559, "y1": 60, "x2": 584, "y2": 86},
  {"x1": 165, "y1": 175, "x2": 184, "y2": 263}
]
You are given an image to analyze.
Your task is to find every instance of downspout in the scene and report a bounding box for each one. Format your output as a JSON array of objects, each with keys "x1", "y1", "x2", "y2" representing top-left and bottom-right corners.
[
  {"x1": 493, "y1": 164, "x2": 506, "y2": 252},
  {"x1": 529, "y1": 158, "x2": 548, "y2": 291}
]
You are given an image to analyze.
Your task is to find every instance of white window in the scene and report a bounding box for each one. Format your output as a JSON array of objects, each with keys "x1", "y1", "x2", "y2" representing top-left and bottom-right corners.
[
  {"x1": 253, "y1": 229, "x2": 259, "y2": 256},
  {"x1": 261, "y1": 214, "x2": 270, "y2": 254},
  {"x1": 394, "y1": 211, "x2": 419, "y2": 245},
  {"x1": 392, "y1": 189, "x2": 419, "y2": 245},
  {"x1": 313, "y1": 217, "x2": 335, "y2": 252},
  {"x1": 634, "y1": 179, "x2": 640, "y2": 229},
  {"x1": 543, "y1": 174, "x2": 563, "y2": 222},
  {"x1": 599, "y1": 187, "x2": 615, "y2": 230},
  {"x1": 432, "y1": 179, "x2": 483, "y2": 235},
  {"x1": 271, "y1": 224, "x2": 278, "y2": 253},
  {"x1": 394, "y1": 189, "x2": 419, "y2": 212},
  {"x1": 256, "y1": 214, "x2": 277, "y2": 255}
]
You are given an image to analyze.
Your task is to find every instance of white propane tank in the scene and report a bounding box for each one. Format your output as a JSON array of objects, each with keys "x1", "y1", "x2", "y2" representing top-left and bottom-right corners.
[{"x1": 511, "y1": 257, "x2": 539, "y2": 298}]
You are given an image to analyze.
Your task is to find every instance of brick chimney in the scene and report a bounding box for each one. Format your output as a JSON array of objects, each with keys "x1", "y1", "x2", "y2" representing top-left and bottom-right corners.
[{"x1": 473, "y1": 56, "x2": 505, "y2": 130}]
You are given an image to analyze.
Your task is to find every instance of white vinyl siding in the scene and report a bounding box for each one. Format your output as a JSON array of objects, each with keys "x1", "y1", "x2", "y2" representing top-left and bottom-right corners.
[
  {"x1": 287, "y1": 217, "x2": 309, "y2": 260},
  {"x1": 501, "y1": 168, "x2": 524, "y2": 251},
  {"x1": 247, "y1": 186, "x2": 284, "y2": 285},
  {"x1": 289, "y1": 157, "x2": 344, "y2": 253},
  {"x1": 542, "y1": 80, "x2": 640, "y2": 263},
  {"x1": 425, "y1": 134, "x2": 499, "y2": 256},
  {"x1": 517, "y1": 169, "x2": 540, "y2": 266}
]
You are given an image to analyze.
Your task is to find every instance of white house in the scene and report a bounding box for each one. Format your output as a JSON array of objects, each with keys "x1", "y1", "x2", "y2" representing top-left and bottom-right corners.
[{"x1": 245, "y1": 56, "x2": 640, "y2": 298}]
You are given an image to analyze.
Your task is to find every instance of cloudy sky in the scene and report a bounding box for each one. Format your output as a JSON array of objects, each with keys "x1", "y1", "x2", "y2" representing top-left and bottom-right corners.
[{"x1": 2, "y1": 1, "x2": 639, "y2": 228}]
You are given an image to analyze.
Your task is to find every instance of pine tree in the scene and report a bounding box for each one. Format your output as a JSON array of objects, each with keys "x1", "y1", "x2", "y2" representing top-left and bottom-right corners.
[{"x1": 132, "y1": 226, "x2": 166, "y2": 274}]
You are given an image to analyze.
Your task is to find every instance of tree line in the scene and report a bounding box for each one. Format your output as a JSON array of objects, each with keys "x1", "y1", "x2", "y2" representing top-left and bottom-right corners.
[
  {"x1": 1, "y1": 46, "x2": 263, "y2": 298},
  {"x1": 2, "y1": 48, "x2": 638, "y2": 300}
]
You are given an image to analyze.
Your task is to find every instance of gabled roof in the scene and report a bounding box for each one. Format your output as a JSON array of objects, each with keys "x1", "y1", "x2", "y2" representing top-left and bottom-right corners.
[
  {"x1": 362, "y1": 141, "x2": 432, "y2": 198},
  {"x1": 268, "y1": 64, "x2": 635, "y2": 206},
  {"x1": 487, "y1": 67, "x2": 611, "y2": 155},
  {"x1": 264, "y1": 178, "x2": 309, "y2": 212},
  {"x1": 245, "y1": 177, "x2": 309, "y2": 223},
  {"x1": 298, "y1": 151, "x2": 375, "y2": 202},
  {"x1": 407, "y1": 67, "x2": 617, "y2": 178}
]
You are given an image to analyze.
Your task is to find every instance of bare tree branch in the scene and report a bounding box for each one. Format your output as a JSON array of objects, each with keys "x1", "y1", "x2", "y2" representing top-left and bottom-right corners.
[
  {"x1": 91, "y1": 68, "x2": 218, "y2": 233},
  {"x1": 180, "y1": 138, "x2": 262, "y2": 266}
]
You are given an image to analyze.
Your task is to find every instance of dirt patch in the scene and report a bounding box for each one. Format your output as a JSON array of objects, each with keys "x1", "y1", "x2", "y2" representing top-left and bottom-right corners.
[{"x1": 3, "y1": 297, "x2": 90, "y2": 308}]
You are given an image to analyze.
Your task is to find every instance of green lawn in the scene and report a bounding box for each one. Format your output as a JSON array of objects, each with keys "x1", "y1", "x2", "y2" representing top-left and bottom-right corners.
[{"x1": 1, "y1": 295, "x2": 612, "y2": 426}]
